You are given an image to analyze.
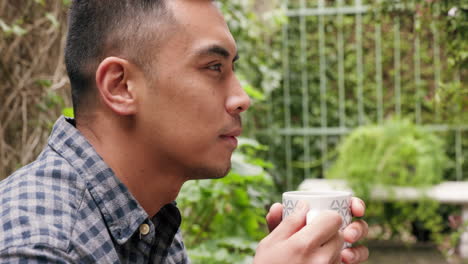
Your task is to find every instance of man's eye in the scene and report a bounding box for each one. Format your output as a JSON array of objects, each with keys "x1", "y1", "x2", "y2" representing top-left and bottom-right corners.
[{"x1": 208, "y1": 64, "x2": 222, "y2": 72}]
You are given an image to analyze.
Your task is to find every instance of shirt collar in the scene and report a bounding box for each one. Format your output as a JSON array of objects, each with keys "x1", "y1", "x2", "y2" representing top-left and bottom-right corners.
[{"x1": 47, "y1": 116, "x2": 150, "y2": 244}]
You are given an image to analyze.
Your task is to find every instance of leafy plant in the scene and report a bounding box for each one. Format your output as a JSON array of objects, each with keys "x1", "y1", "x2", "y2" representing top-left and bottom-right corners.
[
  {"x1": 435, "y1": 81, "x2": 468, "y2": 125},
  {"x1": 327, "y1": 118, "x2": 448, "y2": 197},
  {"x1": 178, "y1": 139, "x2": 274, "y2": 264},
  {"x1": 433, "y1": 3, "x2": 467, "y2": 126},
  {"x1": 0, "y1": 0, "x2": 71, "y2": 179},
  {"x1": 326, "y1": 119, "x2": 450, "y2": 245}
]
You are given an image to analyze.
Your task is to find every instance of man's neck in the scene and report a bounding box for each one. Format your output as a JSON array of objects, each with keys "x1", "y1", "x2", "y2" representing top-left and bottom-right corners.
[{"x1": 76, "y1": 115, "x2": 185, "y2": 217}]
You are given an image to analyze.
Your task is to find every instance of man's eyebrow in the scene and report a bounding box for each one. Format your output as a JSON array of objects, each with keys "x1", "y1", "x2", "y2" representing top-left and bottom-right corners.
[{"x1": 196, "y1": 44, "x2": 239, "y2": 62}]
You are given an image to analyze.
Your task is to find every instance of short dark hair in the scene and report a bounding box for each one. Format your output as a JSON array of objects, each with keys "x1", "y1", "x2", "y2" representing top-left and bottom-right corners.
[{"x1": 65, "y1": 0, "x2": 173, "y2": 117}]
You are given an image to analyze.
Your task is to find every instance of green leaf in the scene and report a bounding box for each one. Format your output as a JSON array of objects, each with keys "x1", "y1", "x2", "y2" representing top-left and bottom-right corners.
[
  {"x1": 36, "y1": 79, "x2": 52, "y2": 88},
  {"x1": 34, "y1": 0, "x2": 45, "y2": 6},
  {"x1": 45, "y1": 13, "x2": 60, "y2": 28},
  {"x1": 243, "y1": 83, "x2": 265, "y2": 101},
  {"x1": 12, "y1": 25, "x2": 27, "y2": 36},
  {"x1": 0, "y1": 19, "x2": 11, "y2": 33},
  {"x1": 62, "y1": 107, "x2": 74, "y2": 118},
  {"x1": 45, "y1": 92, "x2": 64, "y2": 108}
]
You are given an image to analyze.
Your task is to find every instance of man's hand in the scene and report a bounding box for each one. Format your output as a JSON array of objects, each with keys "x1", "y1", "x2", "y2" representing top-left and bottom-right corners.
[{"x1": 254, "y1": 197, "x2": 369, "y2": 264}]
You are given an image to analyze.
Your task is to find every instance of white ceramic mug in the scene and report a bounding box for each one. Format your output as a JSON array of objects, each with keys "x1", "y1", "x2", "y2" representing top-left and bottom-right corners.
[{"x1": 282, "y1": 190, "x2": 352, "y2": 248}]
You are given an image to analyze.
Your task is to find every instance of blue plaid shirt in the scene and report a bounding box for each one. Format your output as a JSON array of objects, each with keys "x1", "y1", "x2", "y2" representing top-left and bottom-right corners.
[{"x1": 0, "y1": 117, "x2": 190, "y2": 263}]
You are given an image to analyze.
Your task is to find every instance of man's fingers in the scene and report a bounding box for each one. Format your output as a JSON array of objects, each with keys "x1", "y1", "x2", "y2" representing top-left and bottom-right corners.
[
  {"x1": 350, "y1": 197, "x2": 366, "y2": 217},
  {"x1": 269, "y1": 200, "x2": 308, "y2": 240},
  {"x1": 343, "y1": 219, "x2": 368, "y2": 243},
  {"x1": 341, "y1": 245, "x2": 369, "y2": 264},
  {"x1": 266, "y1": 203, "x2": 283, "y2": 232},
  {"x1": 319, "y1": 231, "x2": 345, "y2": 263},
  {"x1": 300, "y1": 231, "x2": 344, "y2": 264},
  {"x1": 289, "y1": 210, "x2": 342, "y2": 249}
]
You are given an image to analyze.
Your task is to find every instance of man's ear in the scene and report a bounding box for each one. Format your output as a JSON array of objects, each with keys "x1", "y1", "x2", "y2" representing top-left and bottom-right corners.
[{"x1": 95, "y1": 57, "x2": 139, "y2": 115}]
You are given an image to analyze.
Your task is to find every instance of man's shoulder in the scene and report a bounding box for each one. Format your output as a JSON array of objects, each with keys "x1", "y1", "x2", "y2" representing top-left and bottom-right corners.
[
  {"x1": 0, "y1": 147, "x2": 87, "y2": 252},
  {"x1": 0, "y1": 146, "x2": 86, "y2": 200}
]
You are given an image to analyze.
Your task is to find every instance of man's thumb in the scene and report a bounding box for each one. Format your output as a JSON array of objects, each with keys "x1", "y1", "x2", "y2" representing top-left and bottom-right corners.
[{"x1": 270, "y1": 200, "x2": 309, "y2": 240}]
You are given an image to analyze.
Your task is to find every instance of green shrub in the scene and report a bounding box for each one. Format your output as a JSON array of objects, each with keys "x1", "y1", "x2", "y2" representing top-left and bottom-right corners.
[
  {"x1": 326, "y1": 119, "x2": 450, "y2": 245},
  {"x1": 178, "y1": 139, "x2": 273, "y2": 264},
  {"x1": 327, "y1": 119, "x2": 448, "y2": 198}
]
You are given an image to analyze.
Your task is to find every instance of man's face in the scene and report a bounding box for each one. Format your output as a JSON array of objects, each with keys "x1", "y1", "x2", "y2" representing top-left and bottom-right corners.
[{"x1": 137, "y1": 0, "x2": 250, "y2": 180}]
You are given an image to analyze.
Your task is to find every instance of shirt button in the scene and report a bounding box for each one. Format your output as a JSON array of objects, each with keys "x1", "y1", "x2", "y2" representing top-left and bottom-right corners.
[{"x1": 139, "y1": 224, "x2": 150, "y2": 236}]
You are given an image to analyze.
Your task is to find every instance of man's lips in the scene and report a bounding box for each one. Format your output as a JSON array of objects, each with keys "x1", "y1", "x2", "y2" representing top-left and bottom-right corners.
[
  {"x1": 221, "y1": 128, "x2": 242, "y2": 138},
  {"x1": 220, "y1": 128, "x2": 241, "y2": 147}
]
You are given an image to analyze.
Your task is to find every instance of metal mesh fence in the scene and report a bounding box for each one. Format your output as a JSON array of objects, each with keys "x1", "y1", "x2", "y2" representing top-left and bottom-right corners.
[{"x1": 261, "y1": 0, "x2": 466, "y2": 190}]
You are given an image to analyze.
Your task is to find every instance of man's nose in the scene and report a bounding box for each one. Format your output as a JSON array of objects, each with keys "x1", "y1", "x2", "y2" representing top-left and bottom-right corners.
[{"x1": 226, "y1": 77, "x2": 251, "y2": 115}]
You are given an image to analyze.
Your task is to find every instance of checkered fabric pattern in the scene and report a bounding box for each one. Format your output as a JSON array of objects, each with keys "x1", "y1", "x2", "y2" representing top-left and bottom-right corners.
[{"x1": 0, "y1": 116, "x2": 190, "y2": 264}]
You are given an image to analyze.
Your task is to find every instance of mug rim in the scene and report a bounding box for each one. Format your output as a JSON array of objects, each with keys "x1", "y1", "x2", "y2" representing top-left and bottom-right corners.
[{"x1": 283, "y1": 190, "x2": 351, "y2": 198}]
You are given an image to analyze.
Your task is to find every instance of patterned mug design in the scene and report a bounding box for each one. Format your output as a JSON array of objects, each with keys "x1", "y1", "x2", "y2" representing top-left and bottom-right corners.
[{"x1": 282, "y1": 198, "x2": 351, "y2": 230}]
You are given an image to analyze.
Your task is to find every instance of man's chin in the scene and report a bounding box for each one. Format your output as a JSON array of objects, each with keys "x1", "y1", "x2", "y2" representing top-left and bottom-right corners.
[{"x1": 188, "y1": 163, "x2": 232, "y2": 180}]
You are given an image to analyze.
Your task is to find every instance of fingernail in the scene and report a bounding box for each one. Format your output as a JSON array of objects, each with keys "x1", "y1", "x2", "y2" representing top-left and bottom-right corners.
[
  {"x1": 349, "y1": 229, "x2": 359, "y2": 240},
  {"x1": 343, "y1": 250, "x2": 356, "y2": 262}
]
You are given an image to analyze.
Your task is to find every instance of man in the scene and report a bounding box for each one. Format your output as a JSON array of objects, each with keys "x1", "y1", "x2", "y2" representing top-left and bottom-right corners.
[{"x1": 0, "y1": 0, "x2": 369, "y2": 263}]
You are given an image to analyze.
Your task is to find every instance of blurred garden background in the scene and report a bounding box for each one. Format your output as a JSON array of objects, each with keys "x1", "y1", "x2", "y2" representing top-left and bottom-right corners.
[{"x1": 0, "y1": 0, "x2": 466, "y2": 263}]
